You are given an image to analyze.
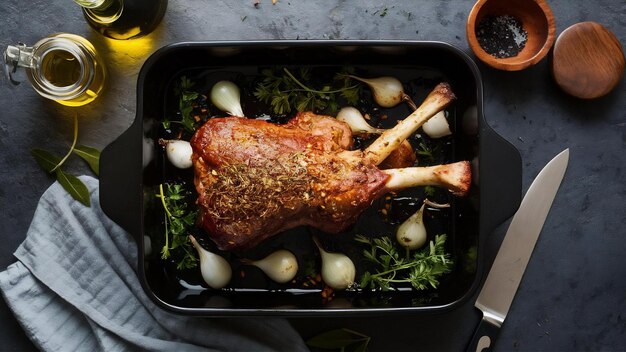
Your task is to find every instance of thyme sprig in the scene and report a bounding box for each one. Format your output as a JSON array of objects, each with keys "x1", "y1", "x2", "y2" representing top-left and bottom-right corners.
[
  {"x1": 157, "y1": 183, "x2": 197, "y2": 270},
  {"x1": 355, "y1": 234, "x2": 453, "y2": 291},
  {"x1": 254, "y1": 67, "x2": 361, "y2": 115}
]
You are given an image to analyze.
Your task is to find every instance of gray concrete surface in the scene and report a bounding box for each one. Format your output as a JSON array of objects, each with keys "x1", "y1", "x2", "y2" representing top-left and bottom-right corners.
[{"x1": 0, "y1": 0, "x2": 624, "y2": 350}]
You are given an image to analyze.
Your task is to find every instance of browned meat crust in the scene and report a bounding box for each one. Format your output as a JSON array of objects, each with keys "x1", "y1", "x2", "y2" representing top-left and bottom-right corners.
[{"x1": 190, "y1": 113, "x2": 388, "y2": 251}]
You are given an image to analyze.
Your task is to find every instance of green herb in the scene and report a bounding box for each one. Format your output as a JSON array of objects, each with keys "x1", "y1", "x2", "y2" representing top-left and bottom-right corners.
[
  {"x1": 179, "y1": 91, "x2": 200, "y2": 131},
  {"x1": 372, "y1": 7, "x2": 390, "y2": 17},
  {"x1": 306, "y1": 328, "x2": 371, "y2": 352},
  {"x1": 415, "y1": 141, "x2": 436, "y2": 165},
  {"x1": 355, "y1": 234, "x2": 453, "y2": 291},
  {"x1": 164, "y1": 76, "x2": 202, "y2": 132},
  {"x1": 32, "y1": 149, "x2": 62, "y2": 173},
  {"x1": 55, "y1": 169, "x2": 90, "y2": 206},
  {"x1": 31, "y1": 114, "x2": 100, "y2": 207},
  {"x1": 423, "y1": 185, "x2": 436, "y2": 198},
  {"x1": 157, "y1": 183, "x2": 198, "y2": 270},
  {"x1": 175, "y1": 76, "x2": 195, "y2": 95},
  {"x1": 73, "y1": 145, "x2": 101, "y2": 175},
  {"x1": 253, "y1": 67, "x2": 360, "y2": 115}
]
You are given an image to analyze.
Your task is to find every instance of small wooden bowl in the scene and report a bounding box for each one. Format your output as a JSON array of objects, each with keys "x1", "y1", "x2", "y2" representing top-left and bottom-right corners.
[{"x1": 466, "y1": 0, "x2": 556, "y2": 71}]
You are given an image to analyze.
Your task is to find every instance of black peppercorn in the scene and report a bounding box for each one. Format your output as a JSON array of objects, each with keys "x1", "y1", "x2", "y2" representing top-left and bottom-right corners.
[{"x1": 476, "y1": 15, "x2": 528, "y2": 58}]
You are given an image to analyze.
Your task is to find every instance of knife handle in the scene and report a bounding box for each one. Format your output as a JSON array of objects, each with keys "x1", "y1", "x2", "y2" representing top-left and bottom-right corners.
[{"x1": 466, "y1": 316, "x2": 500, "y2": 352}]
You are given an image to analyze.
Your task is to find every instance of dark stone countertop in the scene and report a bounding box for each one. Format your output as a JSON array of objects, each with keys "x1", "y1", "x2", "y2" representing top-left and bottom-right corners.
[{"x1": 0, "y1": 1, "x2": 624, "y2": 351}]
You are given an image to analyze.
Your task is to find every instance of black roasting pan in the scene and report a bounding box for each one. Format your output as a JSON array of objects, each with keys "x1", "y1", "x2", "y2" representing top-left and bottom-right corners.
[{"x1": 100, "y1": 40, "x2": 521, "y2": 316}]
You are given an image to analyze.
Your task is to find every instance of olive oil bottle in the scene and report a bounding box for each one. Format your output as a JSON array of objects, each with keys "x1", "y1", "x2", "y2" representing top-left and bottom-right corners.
[
  {"x1": 75, "y1": 0, "x2": 168, "y2": 40},
  {"x1": 3, "y1": 33, "x2": 106, "y2": 106}
]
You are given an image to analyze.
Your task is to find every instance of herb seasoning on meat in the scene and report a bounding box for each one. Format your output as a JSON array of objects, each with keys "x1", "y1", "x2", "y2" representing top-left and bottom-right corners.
[{"x1": 476, "y1": 15, "x2": 528, "y2": 58}]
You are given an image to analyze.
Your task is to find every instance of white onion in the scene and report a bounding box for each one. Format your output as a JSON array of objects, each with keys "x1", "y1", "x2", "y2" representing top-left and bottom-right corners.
[
  {"x1": 348, "y1": 75, "x2": 406, "y2": 108},
  {"x1": 244, "y1": 249, "x2": 299, "y2": 284},
  {"x1": 210, "y1": 80, "x2": 244, "y2": 116},
  {"x1": 313, "y1": 237, "x2": 355, "y2": 291},
  {"x1": 189, "y1": 235, "x2": 232, "y2": 289},
  {"x1": 396, "y1": 203, "x2": 427, "y2": 250},
  {"x1": 336, "y1": 106, "x2": 385, "y2": 134},
  {"x1": 422, "y1": 110, "x2": 452, "y2": 138},
  {"x1": 164, "y1": 140, "x2": 193, "y2": 169}
]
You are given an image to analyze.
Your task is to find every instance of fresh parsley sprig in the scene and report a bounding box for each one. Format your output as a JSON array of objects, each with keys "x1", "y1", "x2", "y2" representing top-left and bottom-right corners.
[
  {"x1": 253, "y1": 67, "x2": 361, "y2": 115},
  {"x1": 157, "y1": 183, "x2": 198, "y2": 270},
  {"x1": 355, "y1": 234, "x2": 453, "y2": 291},
  {"x1": 163, "y1": 76, "x2": 203, "y2": 133}
]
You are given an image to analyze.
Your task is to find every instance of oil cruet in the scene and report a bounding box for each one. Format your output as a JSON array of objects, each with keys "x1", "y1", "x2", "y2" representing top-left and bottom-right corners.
[
  {"x1": 3, "y1": 33, "x2": 106, "y2": 107},
  {"x1": 74, "y1": 0, "x2": 168, "y2": 40}
]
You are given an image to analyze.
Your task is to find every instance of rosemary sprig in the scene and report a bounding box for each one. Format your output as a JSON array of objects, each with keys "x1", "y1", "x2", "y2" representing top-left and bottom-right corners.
[
  {"x1": 157, "y1": 183, "x2": 198, "y2": 270},
  {"x1": 253, "y1": 67, "x2": 360, "y2": 115},
  {"x1": 355, "y1": 234, "x2": 453, "y2": 291}
]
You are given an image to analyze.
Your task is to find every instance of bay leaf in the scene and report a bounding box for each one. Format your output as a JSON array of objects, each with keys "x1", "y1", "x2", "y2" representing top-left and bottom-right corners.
[
  {"x1": 31, "y1": 149, "x2": 62, "y2": 173},
  {"x1": 55, "y1": 169, "x2": 91, "y2": 207},
  {"x1": 73, "y1": 145, "x2": 101, "y2": 176}
]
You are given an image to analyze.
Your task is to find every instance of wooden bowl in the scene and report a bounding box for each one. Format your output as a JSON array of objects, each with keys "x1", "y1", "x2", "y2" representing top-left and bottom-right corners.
[{"x1": 466, "y1": 0, "x2": 556, "y2": 71}]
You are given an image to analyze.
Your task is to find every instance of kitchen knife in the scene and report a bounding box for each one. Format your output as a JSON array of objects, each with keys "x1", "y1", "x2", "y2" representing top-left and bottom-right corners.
[{"x1": 467, "y1": 148, "x2": 569, "y2": 352}]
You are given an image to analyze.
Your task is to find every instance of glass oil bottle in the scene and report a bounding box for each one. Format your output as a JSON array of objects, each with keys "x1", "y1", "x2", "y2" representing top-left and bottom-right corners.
[
  {"x1": 75, "y1": 0, "x2": 168, "y2": 40},
  {"x1": 3, "y1": 33, "x2": 106, "y2": 106}
]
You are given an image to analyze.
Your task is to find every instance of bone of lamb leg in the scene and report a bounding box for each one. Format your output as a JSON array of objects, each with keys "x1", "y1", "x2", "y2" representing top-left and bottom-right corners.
[
  {"x1": 364, "y1": 82, "x2": 456, "y2": 165},
  {"x1": 382, "y1": 161, "x2": 472, "y2": 196}
]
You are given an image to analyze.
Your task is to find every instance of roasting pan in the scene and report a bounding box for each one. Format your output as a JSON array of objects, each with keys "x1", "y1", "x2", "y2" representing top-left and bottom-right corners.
[{"x1": 100, "y1": 40, "x2": 521, "y2": 316}]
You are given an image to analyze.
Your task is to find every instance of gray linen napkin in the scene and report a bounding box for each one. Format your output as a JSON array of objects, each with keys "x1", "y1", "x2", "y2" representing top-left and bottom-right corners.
[{"x1": 0, "y1": 176, "x2": 308, "y2": 352}]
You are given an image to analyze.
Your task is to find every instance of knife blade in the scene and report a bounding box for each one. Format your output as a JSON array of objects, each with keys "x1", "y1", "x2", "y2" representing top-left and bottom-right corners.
[{"x1": 467, "y1": 148, "x2": 570, "y2": 352}]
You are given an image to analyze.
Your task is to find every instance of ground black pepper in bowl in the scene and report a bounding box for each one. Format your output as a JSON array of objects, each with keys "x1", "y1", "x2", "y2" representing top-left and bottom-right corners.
[{"x1": 476, "y1": 15, "x2": 528, "y2": 58}]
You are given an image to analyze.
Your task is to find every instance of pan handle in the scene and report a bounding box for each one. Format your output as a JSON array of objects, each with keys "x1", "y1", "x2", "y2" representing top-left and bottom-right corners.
[
  {"x1": 99, "y1": 120, "x2": 143, "y2": 243},
  {"x1": 479, "y1": 124, "x2": 522, "y2": 235}
]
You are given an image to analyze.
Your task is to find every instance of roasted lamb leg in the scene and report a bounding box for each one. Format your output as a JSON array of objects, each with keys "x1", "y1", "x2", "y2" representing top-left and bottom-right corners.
[{"x1": 190, "y1": 82, "x2": 469, "y2": 250}]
